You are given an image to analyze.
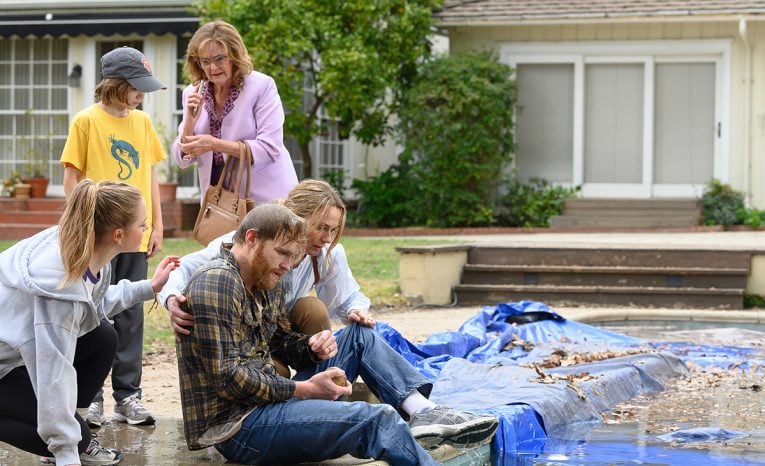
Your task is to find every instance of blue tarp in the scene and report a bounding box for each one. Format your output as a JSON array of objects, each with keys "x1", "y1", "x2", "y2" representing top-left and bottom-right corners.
[{"x1": 377, "y1": 301, "x2": 762, "y2": 464}]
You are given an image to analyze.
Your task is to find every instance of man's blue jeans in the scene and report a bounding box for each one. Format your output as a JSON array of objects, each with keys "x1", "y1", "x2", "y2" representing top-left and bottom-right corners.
[{"x1": 216, "y1": 324, "x2": 438, "y2": 465}]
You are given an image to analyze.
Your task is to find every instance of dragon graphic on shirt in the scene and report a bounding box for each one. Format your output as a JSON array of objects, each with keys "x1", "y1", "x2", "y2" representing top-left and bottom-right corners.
[{"x1": 108, "y1": 135, "x2": 140, "y2": 180}]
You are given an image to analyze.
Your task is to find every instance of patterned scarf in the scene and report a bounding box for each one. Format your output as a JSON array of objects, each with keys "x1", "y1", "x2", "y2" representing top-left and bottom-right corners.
[{"x1": 204, "y1": 83, "x2": 241, "y2": 185}]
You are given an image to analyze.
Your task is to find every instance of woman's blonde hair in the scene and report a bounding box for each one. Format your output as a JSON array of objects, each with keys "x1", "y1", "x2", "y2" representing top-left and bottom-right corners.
[
  {"x1": 94, "y1": 78, "x2": 133, "y2": 105},
  {"x1": 58, "y1": 179, "x2": 143, "y2": 287},
  {"x1": 185, "y1": 20, "x2": 253, "y2": 89},
  {"x1": 283, "y1": 179, "x2": 346, "y2": 263}
]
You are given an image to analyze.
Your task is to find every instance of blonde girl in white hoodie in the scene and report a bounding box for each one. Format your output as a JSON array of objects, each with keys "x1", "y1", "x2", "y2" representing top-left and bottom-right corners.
[{"x1": 0, "y1": 179, "x2": 179, "y2": 466}]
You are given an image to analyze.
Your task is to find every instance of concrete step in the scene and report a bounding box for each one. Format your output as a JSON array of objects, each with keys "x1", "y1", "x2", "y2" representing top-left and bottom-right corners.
[
  {"x1": 562, "y1": 198, "x2": 700, "y2": 211},
  {"x1": 550, "y1": 215, "x2": 699, "y2": 228},
  {"x1": 467, "y1": 247, "x2": 752, "y2": 269},
  {"x1": 453, "y1": 283, "x2": 743, "y2": 309},
  {"x1": 560, "y1": 209, "x2": 699, "y2": 217},
  {"x1": 461, "y1": 264, "x2": 749, "y2": 289},
  {"x1": 551, "y1": 198, "x2": 700, "y2": 229}
]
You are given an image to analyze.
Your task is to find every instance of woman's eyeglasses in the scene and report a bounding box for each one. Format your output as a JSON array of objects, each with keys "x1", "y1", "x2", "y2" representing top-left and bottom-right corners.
[{"x1": 197, "y1": 55, "x2": 229, "y2": 69}]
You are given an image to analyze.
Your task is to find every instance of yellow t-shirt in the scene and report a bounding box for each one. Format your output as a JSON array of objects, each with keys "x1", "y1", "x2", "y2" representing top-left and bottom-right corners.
[{"x1": 60, "y1": 104, "x2": 166, "y2": 251}]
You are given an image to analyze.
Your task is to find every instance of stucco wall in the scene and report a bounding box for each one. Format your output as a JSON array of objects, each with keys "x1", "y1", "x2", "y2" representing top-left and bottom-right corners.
[{"x1": 445, "y1": 20, "x2": 765, "y2": 208}]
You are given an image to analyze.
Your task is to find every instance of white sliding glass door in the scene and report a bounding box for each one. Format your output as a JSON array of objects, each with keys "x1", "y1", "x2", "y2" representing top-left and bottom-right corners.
[{"x1": 504, "y1": 40, "x2": 729, "y2": 198}]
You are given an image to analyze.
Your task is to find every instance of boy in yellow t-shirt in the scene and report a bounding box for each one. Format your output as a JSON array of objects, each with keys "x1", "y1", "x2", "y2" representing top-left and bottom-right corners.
[{"x1": 60, "y1": 46, "x2": 166, "y2": 430}]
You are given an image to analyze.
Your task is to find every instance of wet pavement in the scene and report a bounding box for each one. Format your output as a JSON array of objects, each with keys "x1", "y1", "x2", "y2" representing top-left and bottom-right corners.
[
  {"x1": 0, "y1": 418, "x2": 218, "y2": 465},
  {"x1": 2, "y1": 323, "x2": 765, "y2": 465},
  {"x1": 4, "y1": 324, "x2": 764, "y2": 465}
]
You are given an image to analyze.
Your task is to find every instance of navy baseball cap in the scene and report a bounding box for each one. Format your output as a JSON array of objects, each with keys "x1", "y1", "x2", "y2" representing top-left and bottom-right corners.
[{"x1": 101, "y1": 46, "x2": 166, "y2": 92}]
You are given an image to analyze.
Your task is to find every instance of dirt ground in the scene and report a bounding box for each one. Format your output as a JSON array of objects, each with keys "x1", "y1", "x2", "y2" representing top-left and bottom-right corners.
[
  {"x1": 4, "y1": 304, "x2": 764, "y2": 465},
  {"x1": 121, "y1": 305, "x2": 486, "y2": 421},
  {"x1": 128, "y1": 306, "x2": 765, "y2": 423}
]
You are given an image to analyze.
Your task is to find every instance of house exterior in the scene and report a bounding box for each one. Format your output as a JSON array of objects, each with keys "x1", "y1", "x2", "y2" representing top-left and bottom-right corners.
[
  {"x1": 0, "y1": 0, "x2": 399, "y2": 198},
  {"x1": 436, "y1": 0, "x2": 765, "y2": 207}
]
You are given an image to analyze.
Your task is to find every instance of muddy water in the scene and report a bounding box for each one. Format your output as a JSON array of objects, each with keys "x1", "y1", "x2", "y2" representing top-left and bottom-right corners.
[{"x1": 536, "y1": 322, "x2": 765, "y2": 466}]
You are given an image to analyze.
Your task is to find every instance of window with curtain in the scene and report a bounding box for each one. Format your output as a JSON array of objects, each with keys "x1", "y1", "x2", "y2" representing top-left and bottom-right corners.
[
  {"x1": 654, "y1": 62, "x2": 715, "y2": 184},
  {"x1": 0, "y1": 37, "x2": 68, "y2": 183},
  {"x1": 515, "y1": 64, "x2": 574, "y2": 183},
  {"x1": 584, "y1": 63, "x2": 644, "y2": 184}
]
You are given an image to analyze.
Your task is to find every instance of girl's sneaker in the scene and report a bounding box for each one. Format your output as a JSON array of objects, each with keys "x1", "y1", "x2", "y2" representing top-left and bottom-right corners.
[{"x1": 39, "y1": 437, "x2": 122, "y2": 465}]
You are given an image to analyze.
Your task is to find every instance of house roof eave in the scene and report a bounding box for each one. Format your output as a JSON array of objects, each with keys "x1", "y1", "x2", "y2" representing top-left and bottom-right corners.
[{"x1": 436, "y1": 12, "x2": 765, "y2": 28}]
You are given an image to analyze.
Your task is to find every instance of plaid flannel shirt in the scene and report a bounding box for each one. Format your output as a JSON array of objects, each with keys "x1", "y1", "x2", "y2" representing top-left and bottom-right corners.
[{"x1": 176, "y1": 245, "x2": 317, "y2": 450}]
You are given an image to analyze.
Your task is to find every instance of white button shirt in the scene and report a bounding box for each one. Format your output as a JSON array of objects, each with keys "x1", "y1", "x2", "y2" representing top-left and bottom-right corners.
[{"x1": 160, "y1": 232, "x2": 370, "y2": 322}]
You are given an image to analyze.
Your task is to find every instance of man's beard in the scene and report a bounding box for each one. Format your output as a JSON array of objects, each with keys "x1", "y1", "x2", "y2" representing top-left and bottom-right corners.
[{"x1": 252, "y1": 249, "x2": 278, "y2": 291}]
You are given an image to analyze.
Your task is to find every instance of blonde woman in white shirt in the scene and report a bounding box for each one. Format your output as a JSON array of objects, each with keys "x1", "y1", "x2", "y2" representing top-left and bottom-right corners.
[{"x1": 160, "y1": 179, "x2": 374, "y2": 376}]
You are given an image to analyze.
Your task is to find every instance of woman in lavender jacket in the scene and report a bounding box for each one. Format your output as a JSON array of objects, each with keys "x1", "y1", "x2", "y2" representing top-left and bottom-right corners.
[{"x1": 172, "y1": 20, "x2": 298, "y2": 204}]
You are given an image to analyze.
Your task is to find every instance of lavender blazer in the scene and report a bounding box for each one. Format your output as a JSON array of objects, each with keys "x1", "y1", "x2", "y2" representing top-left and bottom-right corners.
[{"x1": 172, "y1": 71, "x2": 298, "y2": 203}]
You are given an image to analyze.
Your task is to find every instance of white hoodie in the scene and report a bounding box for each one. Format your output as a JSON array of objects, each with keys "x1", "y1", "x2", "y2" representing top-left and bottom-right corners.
[{"x1": 0, "y1": 227, "x2": 155, "y2": 465}]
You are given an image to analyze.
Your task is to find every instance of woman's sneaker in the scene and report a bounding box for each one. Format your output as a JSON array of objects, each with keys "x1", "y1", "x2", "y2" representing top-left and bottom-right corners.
[
  {"x1": 39, "y1": 437, "x2": 122, "y2": 465},
  {"x1": 113, "y1": 393, "x2": 155, "y2": 426},
  {"x1": 80, "y1": 438, "x2": 123, "y2": 465},
  {"x1": 408, "y1": 405, "x2": 498, "y2": 449}
]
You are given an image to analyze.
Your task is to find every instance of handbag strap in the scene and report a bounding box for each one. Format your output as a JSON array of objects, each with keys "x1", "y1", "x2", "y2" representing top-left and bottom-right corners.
[
  {"x1": 216, "y1": 142, "x2": 253, "y2": 199},
  {"x1": 237, "y1": 141, "x2": 253, "y2": 197},
  {"x1": 212, "y1": 154, "x2": 237, "y2": 197},
  {"x1": 311, "y1": 255, "x2": 320, "y2": 286}
]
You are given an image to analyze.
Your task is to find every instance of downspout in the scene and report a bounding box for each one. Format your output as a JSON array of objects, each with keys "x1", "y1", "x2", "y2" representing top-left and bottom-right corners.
[{"x1": 739, "y1": 17, "x2": 753, "y2": 206}]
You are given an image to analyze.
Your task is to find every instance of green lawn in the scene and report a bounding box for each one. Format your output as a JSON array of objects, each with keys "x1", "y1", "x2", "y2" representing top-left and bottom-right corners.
[
  {"x1": 1, "y1": 235, "x2": 452, "y2": 351},
  {"x1": 146, "y1": 237, "x2": 451, "y2": 350}
]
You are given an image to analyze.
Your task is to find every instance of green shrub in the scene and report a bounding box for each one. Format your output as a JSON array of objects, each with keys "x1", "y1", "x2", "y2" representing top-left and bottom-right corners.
[
  {"x1": 395, "y1": 51, "x2": 516, "y2": 227},
  {"x1": 737, "y1": 207, "x2": 765, "y2": 227},
  {"x1": 701, "y1": 179, "x2": 745, "y2": 225},
  {"x1": 744, "y1": 293, "x2": 765, "y2": 309},
  {"x1": 496, "y1": 176, "x2": 579, "y2": 227},
  {"x1": 351, "y1": 155, "x2": 424, "y2": 228}
]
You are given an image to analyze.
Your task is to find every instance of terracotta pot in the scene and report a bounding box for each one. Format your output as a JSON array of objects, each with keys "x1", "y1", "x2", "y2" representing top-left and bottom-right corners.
[
  {"x1": 12, "y1": 183, "x2": 32, "y2": 199},
  {"x1": 159, "y1": 182, "x2": 178, "y2": 202},
  {"x1": 23, "y1": 177, "x2": 49, "y2": 198}
]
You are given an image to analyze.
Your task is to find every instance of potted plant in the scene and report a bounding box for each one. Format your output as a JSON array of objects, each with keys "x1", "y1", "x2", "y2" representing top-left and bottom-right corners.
[
  {"x1": 22, "y1": 165, "x2": 49, "y2": 199},
  {"x1": 18, "y1": 111, "x2": 50, "y2": 198},
  {"x1": 154, "y1": 120, "x2": 183, "y2": 203},
  {"x1": 22, "y1": 143, "x2": 50, "y2": 198},
  {"x1": 158, "y1": 159, "x2": 181, "y2": 203},
  {"x1": 2, "y1": 170, "x2": 31, "y2": 198}
]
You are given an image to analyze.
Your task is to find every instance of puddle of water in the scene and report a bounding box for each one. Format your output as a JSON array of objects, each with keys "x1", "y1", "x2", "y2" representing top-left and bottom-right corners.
[
  {"x1": 522, "y1": 423, "x2": 765, "y2": 465},
  {"x1": 0, "y1": 419, "x2": 221, "y2": 465},
  {"x1": 594, "y1": 320, "x2": 765, "y2": 346}
]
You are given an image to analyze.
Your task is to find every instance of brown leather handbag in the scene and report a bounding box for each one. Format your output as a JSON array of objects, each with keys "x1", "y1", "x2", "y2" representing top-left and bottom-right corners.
[{"x1": 192, "y1": 142, "x2": 256, "y2": 245}]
